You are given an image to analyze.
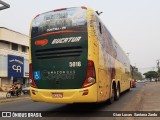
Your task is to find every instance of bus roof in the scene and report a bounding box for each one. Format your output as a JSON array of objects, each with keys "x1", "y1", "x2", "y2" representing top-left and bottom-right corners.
[{"x1": 34, "y1": 6, "x2": 88, "y2": 19}]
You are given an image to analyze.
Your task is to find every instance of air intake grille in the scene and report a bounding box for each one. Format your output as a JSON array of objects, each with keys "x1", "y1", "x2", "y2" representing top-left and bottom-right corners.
[{"x1": 35, "y1": 46, "x2": 82, "y2": 59}]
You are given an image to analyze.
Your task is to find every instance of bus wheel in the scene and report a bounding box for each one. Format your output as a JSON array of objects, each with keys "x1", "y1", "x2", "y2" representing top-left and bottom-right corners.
[
  {"x1": 115, "y1": 84, "x2": 120, "y2": 100},
  {"x1": 109, "y1": 86, "x2": 115, "y2": 104}
]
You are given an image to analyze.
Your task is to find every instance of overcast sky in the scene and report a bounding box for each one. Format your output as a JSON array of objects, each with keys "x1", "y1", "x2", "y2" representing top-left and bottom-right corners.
[{"x1": 1, "y1": 0, "x2": 160, "y2": 73}]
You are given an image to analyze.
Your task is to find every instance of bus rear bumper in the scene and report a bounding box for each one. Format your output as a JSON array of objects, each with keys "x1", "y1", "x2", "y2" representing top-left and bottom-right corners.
[{"x1": 30, "y1": 84, "x2": 97, "y2": 104}]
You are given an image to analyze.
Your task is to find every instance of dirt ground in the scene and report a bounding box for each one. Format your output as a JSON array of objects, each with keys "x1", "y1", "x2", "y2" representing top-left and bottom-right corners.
[{"x1": 116, "y1": 82, "x2": 160, "y2": 120}]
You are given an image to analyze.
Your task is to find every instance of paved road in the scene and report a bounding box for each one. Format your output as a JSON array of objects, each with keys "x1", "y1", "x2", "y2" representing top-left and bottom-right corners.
[{"x1": 0, "y1": 83, "x2": 144, "y2": 119}]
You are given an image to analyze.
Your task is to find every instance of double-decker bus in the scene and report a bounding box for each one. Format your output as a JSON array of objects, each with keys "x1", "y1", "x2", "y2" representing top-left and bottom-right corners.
[{"x1": 29, "y1": 6, "x2": 131, "y2": 104}]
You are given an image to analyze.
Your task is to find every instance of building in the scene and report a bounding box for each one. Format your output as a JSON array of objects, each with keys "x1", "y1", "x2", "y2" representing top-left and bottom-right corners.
[{"x1": 0, "y1": 27, "x2": 29, "y2": 91}]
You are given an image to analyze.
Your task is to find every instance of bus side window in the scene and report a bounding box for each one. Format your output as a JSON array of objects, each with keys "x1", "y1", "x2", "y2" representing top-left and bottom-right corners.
[{"x1": 99, "y1": 22, "x2": 102, "y2": 34}]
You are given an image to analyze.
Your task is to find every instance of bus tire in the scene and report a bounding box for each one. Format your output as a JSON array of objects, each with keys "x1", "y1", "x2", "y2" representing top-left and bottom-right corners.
[
  {"x1": 109, "y1": 85, "x2": 115, "y2": 104},
  {"x1": 127, "y1": 82, "x2": 131, "y2": 91},
  {"x1": 115, "y1": 84, "x2": 120, "y2": 100}
]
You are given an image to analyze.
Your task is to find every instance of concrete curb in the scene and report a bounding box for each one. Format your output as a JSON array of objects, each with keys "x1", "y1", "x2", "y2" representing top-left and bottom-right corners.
[{"x1": 0, "y1": 96, "x2": 31, "y2": 104}]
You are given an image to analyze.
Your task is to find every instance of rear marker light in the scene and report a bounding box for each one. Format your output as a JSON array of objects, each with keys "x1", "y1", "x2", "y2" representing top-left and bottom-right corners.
[
  {"x1": 34, "y1": 14, "x2": 40, "y2": 18},
  {"x1": 81, "y1": 6, "x2": 87, "y2": 9},
  {"x1": 82, "y1": 89, "x2": 89, "y2": 96},
  {"x1": 53, "y1": 8, "x2": 67, "y2": 12},
  {"x1": 32, "y1": 90, "x2": 38, "y2": 95}
]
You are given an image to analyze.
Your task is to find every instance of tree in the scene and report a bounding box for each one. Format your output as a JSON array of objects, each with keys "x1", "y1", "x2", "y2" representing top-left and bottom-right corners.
[
  {"x1": 143, "y1": 71, "x2": 158, "y2": 80},
  {"x1": 132, "y1": 71, "x2": 142, "y2": 80},
  {"x1": 157, "y1": 69, "x2": 160, "y2": 81},
  {"x1": 130, "y1": 65, "x2": 142, "y2": 80}
]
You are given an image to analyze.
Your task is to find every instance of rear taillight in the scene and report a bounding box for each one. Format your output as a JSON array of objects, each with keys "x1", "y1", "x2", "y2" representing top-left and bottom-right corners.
[
  {"x1": 81, "y1": 6, "x2": 87, "y2": 10},
  {"x1": 34, "y1": 14, "x2": 40, "y2": 18},
  {"x1": 82, "y1": 60, "x2": 96, "y2": 88},
  {"x1": 29, "y1": 63, "x2": 37, "y2": 88}
]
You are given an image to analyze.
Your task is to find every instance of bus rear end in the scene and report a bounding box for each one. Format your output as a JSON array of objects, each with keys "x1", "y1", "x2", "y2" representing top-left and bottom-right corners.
[{"x1": 29, "y1": 7, "x2": 97, "y2": 103}]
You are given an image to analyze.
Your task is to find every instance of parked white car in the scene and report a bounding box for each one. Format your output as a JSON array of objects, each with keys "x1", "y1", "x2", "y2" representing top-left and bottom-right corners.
[
  {"x1": 151, "y1": 79, "x2": 155, "y2": 82},
  {"x1": 137, "y1": 80, "x2": 144, "y2": 83}
]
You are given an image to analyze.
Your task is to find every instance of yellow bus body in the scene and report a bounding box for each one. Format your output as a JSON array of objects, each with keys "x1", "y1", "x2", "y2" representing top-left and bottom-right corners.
[{"x1": 30, "y1": 7, "x2": 131, "y2": 103}]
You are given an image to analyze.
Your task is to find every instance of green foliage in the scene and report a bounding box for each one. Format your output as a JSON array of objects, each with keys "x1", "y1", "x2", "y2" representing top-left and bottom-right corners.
[
  {"x1": 130, "y1": 65, "x2": 142, "y2": 80},
  {"x1": 158, "y1": 69, "x2": 160, "y2": 75},
  {"x1": 132, "y1": 71, "x2": 142, "y2": 80},
  {"x1": 143, "y1": 71, "x2": 158, "y2": 79},
  {"x1": 157, "y1": 69, "x2": 160, "y2": 80}
]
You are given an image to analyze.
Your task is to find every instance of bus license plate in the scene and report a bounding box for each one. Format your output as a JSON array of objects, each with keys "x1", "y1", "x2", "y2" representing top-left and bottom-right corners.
[{"x1": 52, "y1": 93, "x2": 63, "y2": 98}]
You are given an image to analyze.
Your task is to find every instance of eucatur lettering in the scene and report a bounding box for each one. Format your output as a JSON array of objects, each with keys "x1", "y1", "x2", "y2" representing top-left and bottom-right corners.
[{"x1": 52, "y1": 36, "x2": 81, "y2": 44}]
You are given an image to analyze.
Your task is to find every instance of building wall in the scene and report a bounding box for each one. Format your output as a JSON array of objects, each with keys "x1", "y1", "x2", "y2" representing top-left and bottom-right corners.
[
  {"x1": 0, "y1": 27, "x2": 29, "y2": 91},
  {"x1": 0, "y1": 27, "x2": 29, "y2": 46},
  {"x1": 0, "y1": 55, "x2": 7, "y2": 77},
  {"x1": 0, "y1": 41, "x2": 10, "y2": 49},
  {"x1": 1, "y1": 77, "x2": 10, "y2": 91},
  {"x1": 0, "y1": 55, "x2": 29, "y2": 77},
  {"x1": 0, "y1": 78, "x2": 2, "y2": 90},
  {"x1": 0, "y1": 47, "x2": 28, "y2": 59},
  {"x1": 24, "y1": 59, "x2": 29, "y2": 78}
]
